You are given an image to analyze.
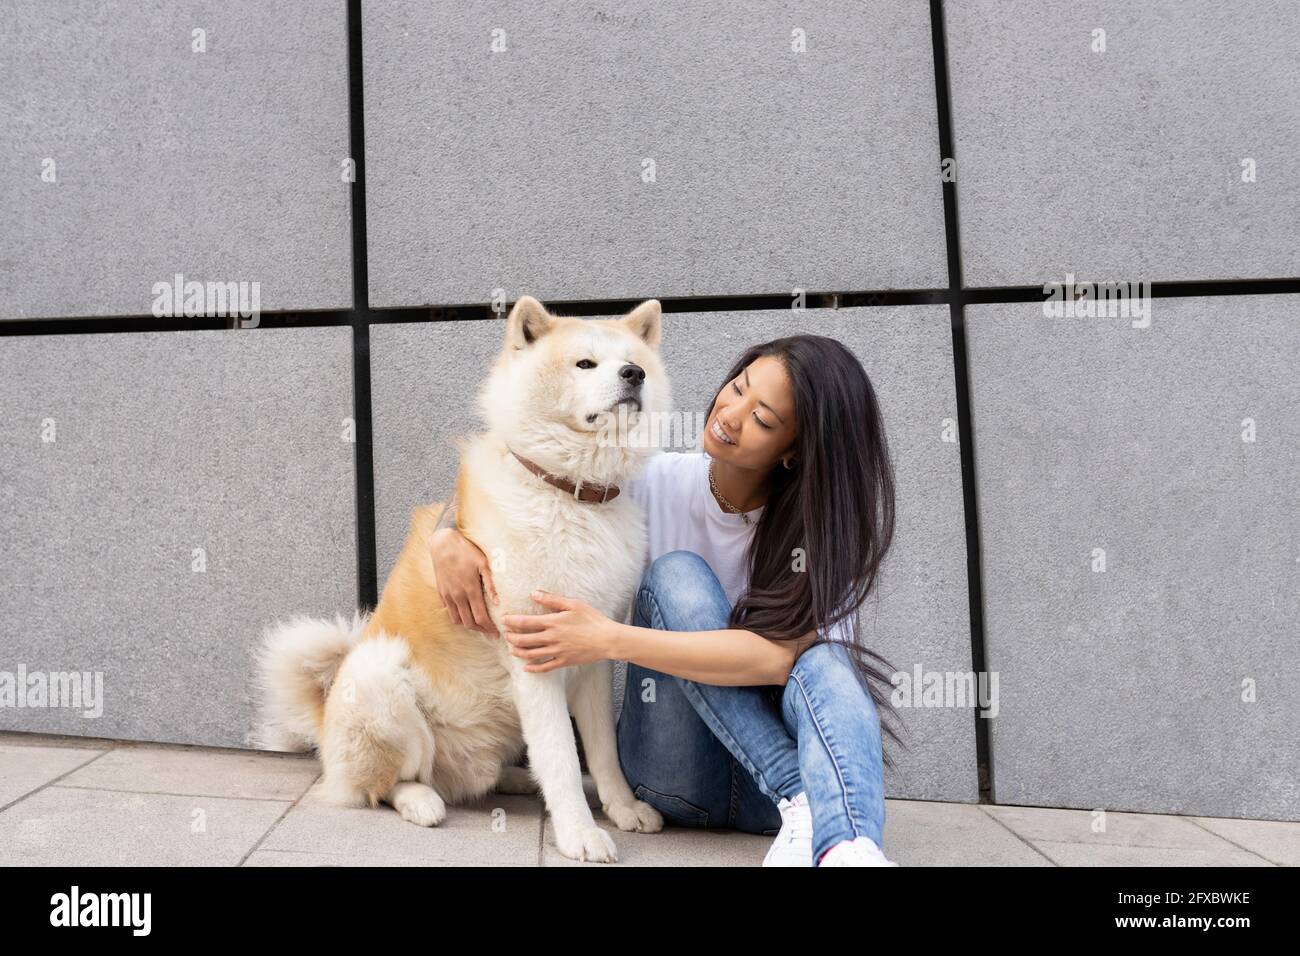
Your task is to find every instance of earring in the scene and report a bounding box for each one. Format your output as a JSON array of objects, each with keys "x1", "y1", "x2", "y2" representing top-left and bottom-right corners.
[{"x1": 783, "y1": 457, "x2": 796, "y2": 470}]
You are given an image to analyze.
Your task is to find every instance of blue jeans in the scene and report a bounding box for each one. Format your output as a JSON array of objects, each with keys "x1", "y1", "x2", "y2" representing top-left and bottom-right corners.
[{"x1": 616, "y1": 550, "x2": 888, "y2": 864}]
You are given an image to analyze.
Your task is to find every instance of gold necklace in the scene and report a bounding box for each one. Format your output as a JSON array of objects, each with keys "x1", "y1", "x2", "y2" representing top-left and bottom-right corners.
[{"x1": 708, "y1": 459, "x2": 754, "y2": 525}]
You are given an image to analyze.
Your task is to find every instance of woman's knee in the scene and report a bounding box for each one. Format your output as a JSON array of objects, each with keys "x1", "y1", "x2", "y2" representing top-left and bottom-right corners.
[
  {"x1": 634, "y1": 550, "x2": 730, "y2": 631},
  {"x1": 782, "y1": 641, "x2": 880, "y2": 724},
  {"x1": 792, "y1": 639, "x2": 857, "y2": 678},
  {"x1": 640, "y1": 550, "x2": 721, "y2": 595}
]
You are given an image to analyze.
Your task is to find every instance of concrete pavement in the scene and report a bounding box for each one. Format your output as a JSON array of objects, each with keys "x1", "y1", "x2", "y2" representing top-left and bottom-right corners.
[{"x1": 0, "y1": 733, "x2": 1292, "y2": 867}]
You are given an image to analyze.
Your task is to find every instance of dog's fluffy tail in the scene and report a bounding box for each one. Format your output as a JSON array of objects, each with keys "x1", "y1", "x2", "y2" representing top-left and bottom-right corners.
[{"x1": 251, "y1": 611, "x2": 367, "y2": 752}]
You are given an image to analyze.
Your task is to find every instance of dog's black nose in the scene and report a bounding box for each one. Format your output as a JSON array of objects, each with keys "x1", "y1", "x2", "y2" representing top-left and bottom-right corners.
[{"x1": 619, "y1": 363, "x2": 645, "y2": 387}]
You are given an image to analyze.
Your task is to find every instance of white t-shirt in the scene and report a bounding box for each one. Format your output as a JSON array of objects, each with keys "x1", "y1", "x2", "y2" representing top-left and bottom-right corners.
[{"x1": 622, "y1": 450, "x2": 853, "y2": 645}]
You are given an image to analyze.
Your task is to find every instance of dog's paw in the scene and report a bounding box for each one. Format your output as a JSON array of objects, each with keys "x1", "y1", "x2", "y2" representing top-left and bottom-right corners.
[
  {"x1": 391, "y1": 783, "x2": 447, "y2": 827},
  {"x1": 555, "y1": 823, "x2": 619, "y2": 863},
  {"x1": 604, "y1": 798, "x2": 664, "y2": 834}
]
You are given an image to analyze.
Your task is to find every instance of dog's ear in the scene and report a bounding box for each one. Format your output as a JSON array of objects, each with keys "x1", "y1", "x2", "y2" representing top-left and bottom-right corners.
[
  {"x1": 622, "y1": 299, "x2": 662, "y2": 349},
  {"x1": 504, "y1": 296, "x2": 555, "y2": 349}
]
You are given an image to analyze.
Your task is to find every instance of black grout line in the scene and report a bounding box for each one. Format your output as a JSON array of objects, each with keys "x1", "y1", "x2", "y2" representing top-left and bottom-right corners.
[
  {"x1": 958, "y1": 276, "x2": 1300, "y2": 304},
  {"x1": 351, "y1": 322, "x2": 378, "y2": 609},
  {"x1": 931, "y1": 3, "x2": 964, "y2": 296},
  {"x1": 6, "y1": 275, "x2": 1298, "y2": 338},
  {"x1": 931, "y1": 0, "x2": 993, "y2": 806},
  {"x1": 347, "y1": 0, "x2": 379, "y2": 610},
  {"x1": 0, "y1": 316, "x2": 227, "y2": 336},
  {"x1": 491, "y1": 290, "x2": 956, "y2": 316}
]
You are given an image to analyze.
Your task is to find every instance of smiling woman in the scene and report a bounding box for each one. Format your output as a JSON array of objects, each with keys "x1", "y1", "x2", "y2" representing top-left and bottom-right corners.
[
  {"x1": 433, "y1": 332, "x2": 903, "y2": 867},
  {"x1": 607, "y1": 337, "x2": 901, "y2": 867}
]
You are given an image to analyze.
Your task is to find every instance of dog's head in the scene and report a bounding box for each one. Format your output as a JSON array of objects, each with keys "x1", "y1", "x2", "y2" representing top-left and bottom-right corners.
[{"x1": 477, "y1": 296, "x2": 672, "y2": 482}]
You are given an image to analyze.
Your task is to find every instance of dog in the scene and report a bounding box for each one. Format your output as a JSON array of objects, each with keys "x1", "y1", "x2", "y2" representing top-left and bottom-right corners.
[{"x1": 253, "y1": 295, "x2": 670, "y2": 862}]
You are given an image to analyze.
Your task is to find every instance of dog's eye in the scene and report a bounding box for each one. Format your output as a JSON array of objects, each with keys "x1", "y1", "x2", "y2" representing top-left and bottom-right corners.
[{"x1": 576, "y1": 359, "x2": 596, "y2": 369}]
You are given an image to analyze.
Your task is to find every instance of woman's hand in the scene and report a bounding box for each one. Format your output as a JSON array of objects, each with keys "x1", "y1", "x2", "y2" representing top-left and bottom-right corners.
[
  {"x1": 429, "y1": 527, "x2": 499, "y2": 635},
  {"x1": 501, "y1": 590, "x2": 618, "y2": 673}
]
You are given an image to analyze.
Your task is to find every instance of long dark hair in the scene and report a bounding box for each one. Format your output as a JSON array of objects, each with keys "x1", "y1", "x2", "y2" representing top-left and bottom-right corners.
[{"x1": 720, "y1": 335, "x2": 907, "y2": 768}]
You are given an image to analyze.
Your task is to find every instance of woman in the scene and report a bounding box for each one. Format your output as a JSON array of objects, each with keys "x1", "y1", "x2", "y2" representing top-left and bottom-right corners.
[{"x1": 430, "y1": 334, "x2": 904, "y2": 867}]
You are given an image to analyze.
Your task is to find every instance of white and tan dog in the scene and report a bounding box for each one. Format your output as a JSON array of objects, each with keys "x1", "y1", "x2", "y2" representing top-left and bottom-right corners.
[{"x1": 254, "y1": 296, "x2": 669, "y2": 862}]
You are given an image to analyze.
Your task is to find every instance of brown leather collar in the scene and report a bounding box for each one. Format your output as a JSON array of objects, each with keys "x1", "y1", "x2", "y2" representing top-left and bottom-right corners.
[{"x1": 510, "y1": 450, "x2": 621, "y2": 503}]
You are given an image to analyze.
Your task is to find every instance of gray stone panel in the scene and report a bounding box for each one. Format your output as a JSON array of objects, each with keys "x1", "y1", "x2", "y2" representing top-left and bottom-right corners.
[
  {"x1": 945, "y1": 0, "x2": 1300, "y2": 286},
  {"x1": 967, "y1": 296, "x2": 1300, "y2": 821},
  {"x1": 0, "y1": 328, "x2": 357, "y2": 748},
  {"x1": 370, "y1": 319, "x2": 504, "y2": 583},
  {"x1": 370, "y1": 306, "x2": 976, "y2": 803},
  {"x1": 362, "y1": 1, "x2": 947, "y2": 306},
  {"x1": 0, "y1": 1, "x2": 353, "y2": 319}
]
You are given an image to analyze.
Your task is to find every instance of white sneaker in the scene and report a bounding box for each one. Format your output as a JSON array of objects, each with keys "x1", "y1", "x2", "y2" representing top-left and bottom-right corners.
[
  {"x1": 762, "y1": 791, "x2": 813, "y2": 867},
  {"x1": 818, "y1": 835, "x2": 899, "y2": 867}
]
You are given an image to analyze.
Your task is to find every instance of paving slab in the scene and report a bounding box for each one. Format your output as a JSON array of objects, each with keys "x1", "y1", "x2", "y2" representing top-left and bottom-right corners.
[
  {"x1": 983, "y1": 804, "x2": 1279, "y2": 865},
  {"x1": 983, "y1": 803, "x2": 1248, "y2": 851},
  {"x1": 242, "y1": 849, "x2": 532, "y2": 868},
  {"x1": 886, "y1": 799, "x2": 1054, "y2": 867},
  {"x1": 257, "y1": 780, "x2": 544, "y2": 866},
  {"x1": 0, "y1": 785, "x2": 289, "y2": 866},
  {"x1": 1031, "y1": 842, "x2": 1274, "y2": 867},
  {"x1": 57, "y1": 744, "x2": 320, "y2": 801},
  {"x1": 3, "y1": 739, "x2": 1293, "y2": 866},
  {"x1": 0, "y1": 743, "x2": 108, "y2": 808},
  {"x1": 1186, "y1": 817, "x2": 1300, "y2": 868},
  {"x1": 541, "y1": 812, "x2": 772, "y2": 867}
]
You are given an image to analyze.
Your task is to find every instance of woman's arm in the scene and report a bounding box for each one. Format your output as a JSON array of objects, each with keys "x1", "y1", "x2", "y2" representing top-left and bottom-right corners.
[
  {"x1": 501, "y1": 591, "x2": 817, "y2": 685},
  {"x1": 609, "y1": 621, "x2": 818, "y2": 687}
]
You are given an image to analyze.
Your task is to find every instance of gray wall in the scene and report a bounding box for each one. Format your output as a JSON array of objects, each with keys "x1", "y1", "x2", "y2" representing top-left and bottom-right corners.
[
  {"x1": 0, "y1": 0, "x2": 353, "y2": 319},
  {"x1": 361, "y1": 1, "x2": 946, "y2": 304},
  {"x1": 0, "y1": 328, "x2": 358, "y2": 747},
  {"x1": 1, "y1": 1, "x2": 1295, "y2": 822},
  {"x1": 946, "y1": 0, "x2": 1299, "y2": 285},
  {"x1": 967, "y1": 296, "x2": 1299, "y2": 822}
]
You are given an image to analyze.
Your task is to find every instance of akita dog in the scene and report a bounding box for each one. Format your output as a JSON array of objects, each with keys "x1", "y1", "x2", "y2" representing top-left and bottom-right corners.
[{"x1": 254, "y1": 296, "x2": 670, "y2": 862}]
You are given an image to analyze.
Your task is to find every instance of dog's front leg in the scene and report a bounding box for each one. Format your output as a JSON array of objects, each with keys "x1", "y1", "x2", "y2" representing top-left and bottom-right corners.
[
  {"x1": 570, "y1": 661, "x2": 664, "y2": 833},
  {"x1": 511, "y1": 669, "x2": 618, "y2": 863}
]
